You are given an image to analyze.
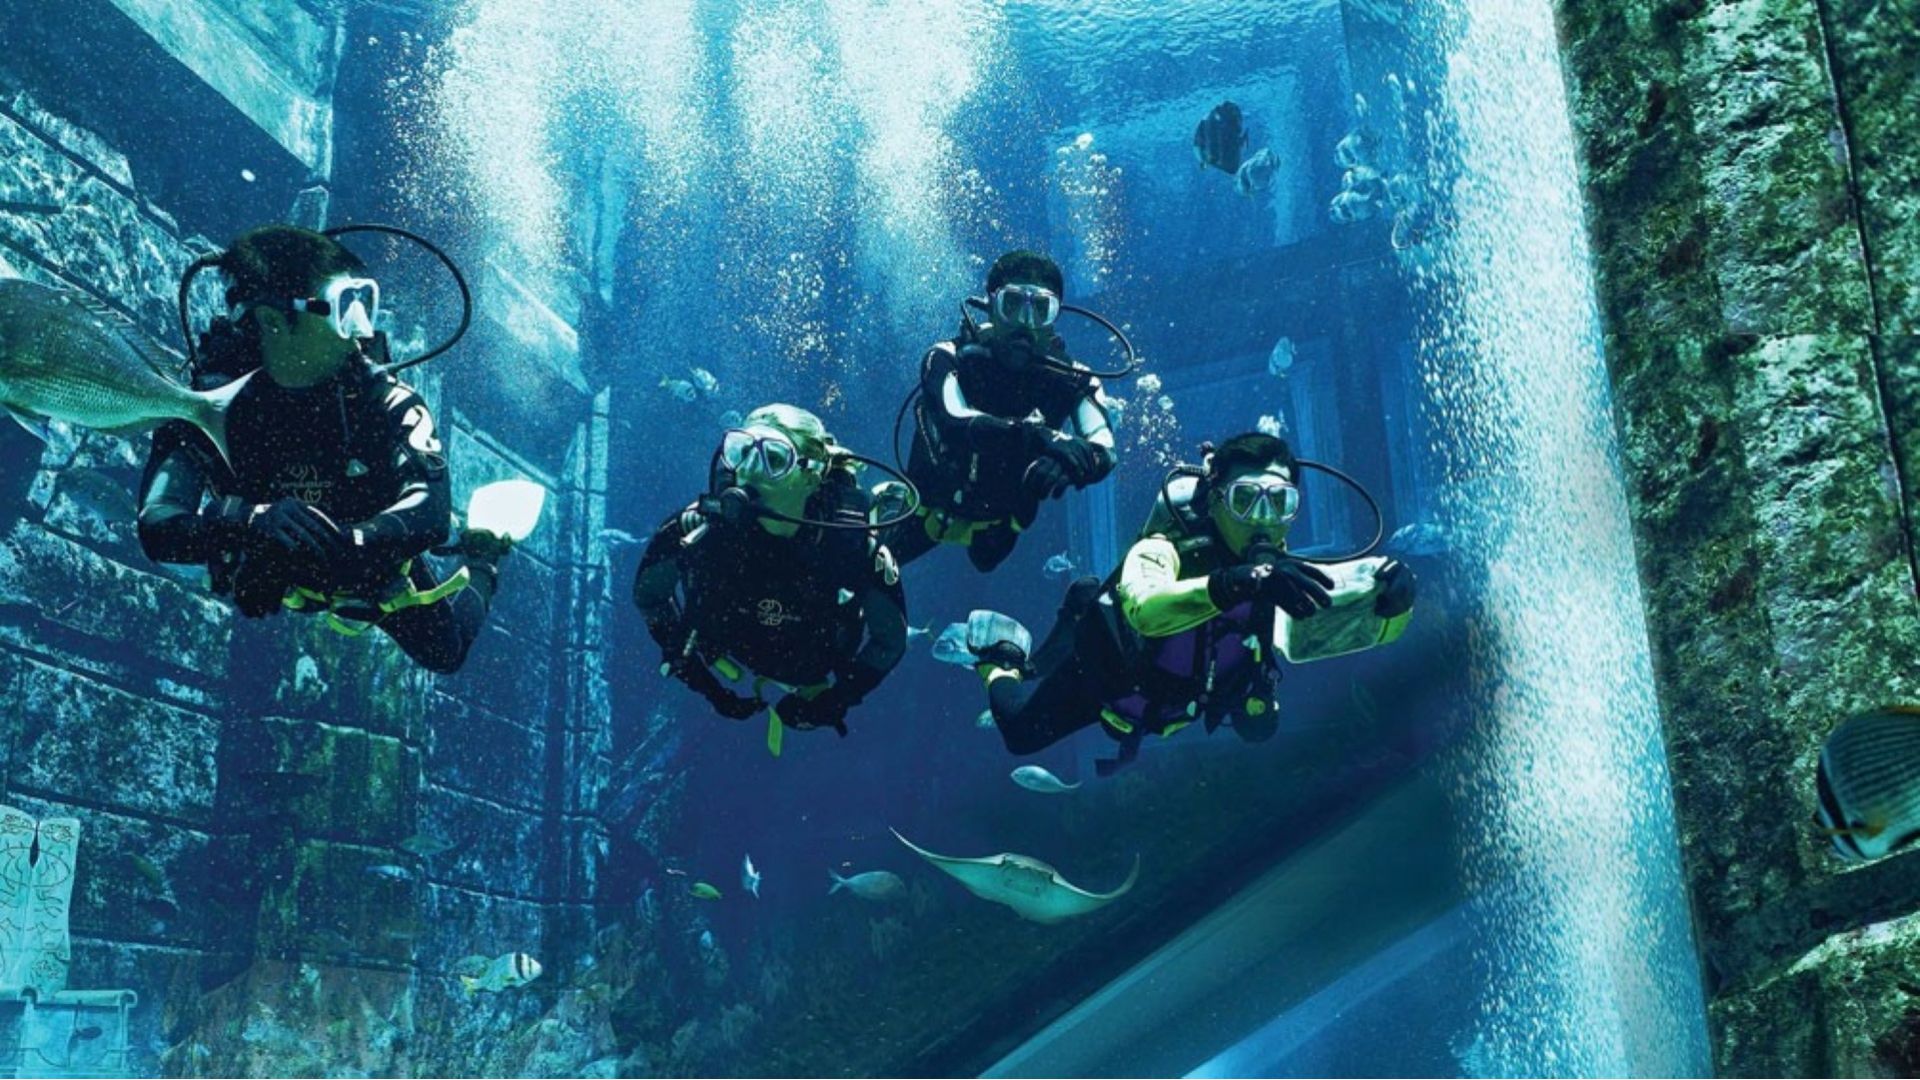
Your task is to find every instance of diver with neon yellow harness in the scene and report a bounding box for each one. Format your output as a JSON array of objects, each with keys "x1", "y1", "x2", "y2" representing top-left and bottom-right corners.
[
  {"x1": 136, "y1": 225, "x2": 541, "y2": 674},
  {"x1": 958, "y1": 432, "x2": 1416, "y2": 773},
  {"x1": 633, "y1": 405, "x2": 908, "y2": 744},
  {"x1": 882, "y1": 250, "x2": 1118, "y2": 572}
]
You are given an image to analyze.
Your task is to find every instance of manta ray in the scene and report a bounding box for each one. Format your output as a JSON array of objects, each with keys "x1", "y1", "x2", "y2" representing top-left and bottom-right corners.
[{"x1": 891, "y1": 829, "x2": 1140, "y2": 924}]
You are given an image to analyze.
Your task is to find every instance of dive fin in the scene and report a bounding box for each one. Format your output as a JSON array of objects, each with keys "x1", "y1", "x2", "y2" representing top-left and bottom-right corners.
[
  {"x1": 4, "y1": 406, "x2": 51, "y2": 443},
  {"x1": 190, "y1": 369, "x2": 257, "y2": 468}
]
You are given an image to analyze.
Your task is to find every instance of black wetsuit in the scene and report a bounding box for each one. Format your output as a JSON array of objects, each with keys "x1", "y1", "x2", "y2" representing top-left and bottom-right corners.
[
  {"x1": 633, "y1": 478, "x2": 908, "y2": 729},
  {"x1": 988, "y1": 544, "x2": 1283, "y2": 769},
  {"x1": 137, "y1": 357, "x2": 493, "y2": 674},
  {"x1": 888, "y1": 331, "x2": 1114, "y2": 571}
]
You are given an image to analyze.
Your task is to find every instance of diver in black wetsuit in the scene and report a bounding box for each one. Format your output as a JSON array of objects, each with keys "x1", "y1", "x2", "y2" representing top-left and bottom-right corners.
[
  {"x1": 962, "y1": 433, "x2": 1417, "y2": 773},
  {"x1": 137, "y1": 225, "x2": 527, "y2": 674},
  {"x1": 634, "y1": 404, "x2": 908, "y2": 739},
  {"x1": 882, "y1": 250, "x2": 1116, "y2": 573}
]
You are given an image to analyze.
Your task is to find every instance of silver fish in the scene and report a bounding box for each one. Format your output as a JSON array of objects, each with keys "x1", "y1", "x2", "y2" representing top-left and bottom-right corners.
[
  {"x1": 1817, "y1": 706, "x2": 1920, "y2": 861},
  {"x1": 365, "y1": 864, "x2": 413, "y2": 882},
  {"x1": 397, "y1": 833, "x2": 453, "y2": 858},
  {"x1": 742, "y1": 853, "x2": 761, "y2": 899},
  {"x1": 1043, "y1": 553, "x2": 1076, "y2": 579},
  {"x1": 893, "y1": 829, "x2": 1137, "y2": 924},
  {"x1": 460, "y1": 951, "x2": 542, "y2": 994},
  {"x1": 1267, "y1": 336, "x2": 1295, "y2": 376},
  {"x1": 828, "y1": 868, "x2": 906, "y2": 903},
  {"x1": 0, "y1": 279, "x2": 252, "y2": 462},
  {"x1": 659, "y1": 376, "x2": 697, "y2": 403},
  {"x1": 53, "y1": 465, "x2": 136, "y2": 532},
  {"x1": 906, "y1": 624, "x2": 933, "y2": 646},
  {"x1": 1011, "y1": 765, "x2": 1080, "y2": 794},
  {"x1": 599, "y1": 527, "x2": 644, "y2": 548}
]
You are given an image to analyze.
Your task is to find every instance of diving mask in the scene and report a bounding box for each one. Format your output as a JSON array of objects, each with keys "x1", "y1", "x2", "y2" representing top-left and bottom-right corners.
[
  {"x1": 284, "y1": 274, "x2": 380, "y2": 340},
  {"x1": 1222, "y1": 475, "x2": 1300, "y2": 526},
  {"x1": 990, "y1": 283, "x2": 1061, "y2": 330},
  {"x1": 719, "y1": 427, "x2": 815, "y2": 483}
]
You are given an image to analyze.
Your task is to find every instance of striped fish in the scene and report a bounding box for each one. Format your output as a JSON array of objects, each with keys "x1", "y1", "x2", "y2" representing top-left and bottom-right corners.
[
  {"x1": 1816, "y1": 706, "x2": 1920, "y2": 861},
  {"x1": 459, "y1": 951, "x2": 542, "y2": 994}
]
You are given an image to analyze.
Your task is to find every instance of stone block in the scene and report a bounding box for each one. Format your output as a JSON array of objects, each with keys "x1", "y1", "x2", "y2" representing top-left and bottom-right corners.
[
  {"x1": 425, "y1": 692, "x2": 545, "y2": 811},
  {"x1": 1689, "y1": 0, "x2": 1875, "y2": 333},
  {"x1": 417, "y1": 784, "x2": 545, "y2": 899},
  {"x1": 1714, "y1": 913, "x2": 1920, "y2": 1075},
  {"x1": 417, "y1": 882, "x2": 545, "y2": 970},
  {"x1": 443, "y1": 622, "x2": 553, "y2": 724},
  {"x1": 252, "y1": 839, "x2": 422, "y2": 968},
  {"x1": 1821, "y1": 0, "x2": 1920, "y2": 333},
  {"x1": 261, "y1": 617, "x2": 434, "y2": 742},
  {"x1": 0, "y1": 521, "x2": 231, "y2": 679},
  {"x1": 11, "y1": 658, "x2": 219, "y2": 825},
  {"x1": 218, "y1": 717, "x2": 418, "y2": 847}
]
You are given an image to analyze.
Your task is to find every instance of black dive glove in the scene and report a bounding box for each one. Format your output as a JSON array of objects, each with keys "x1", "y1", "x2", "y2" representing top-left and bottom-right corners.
[
  {"x1": 1208, "y1": 551, "x2": 1335, "y2": 619},
  {"x1": 1023, "y1": 458, "x2": 1073, "y2": 500},
  {"x1": 704, "y1": 687, "x2": 766, "y2": 721},
  {"x1": 1373, "y1": 559, "x2": 1416, "y2": 618},
  {"x1": 246, "y1": 499, "x2": 349, "y2": 563},
  {"x1": 775, "y1": 684, "x2": 855, "y2": 736}
]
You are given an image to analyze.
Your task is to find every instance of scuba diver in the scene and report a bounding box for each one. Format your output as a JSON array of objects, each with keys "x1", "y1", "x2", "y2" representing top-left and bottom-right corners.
[
  {"x1": 634, "y1": 405, "x2": 908, "y2": 746},
  {"x1": 137, "y1": 224, "x2": 538, "y2": 674},
  {"x1": 958, "y1": 432, "x2": 1417, "y2": 773},
  {"x1": 883, "y1": 250, "x2": 1117, "y2": 572}
]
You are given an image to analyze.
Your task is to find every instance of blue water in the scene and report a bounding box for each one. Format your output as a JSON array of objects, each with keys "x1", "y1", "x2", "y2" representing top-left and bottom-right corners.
[{"x1": 4, "y1": 0, "x2": 1711, "y2": 1073}]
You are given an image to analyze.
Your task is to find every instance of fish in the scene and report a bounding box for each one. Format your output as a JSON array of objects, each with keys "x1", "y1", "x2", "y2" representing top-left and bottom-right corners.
[
  {"x1": 1011, "y1": 765, "x2": 1080, "y2": 794},
  {"x1": 1043, "y1": 553, "x2": 1076, "y2": 579},
  {"x1": 125, "y1": 852, "x2": 167, "y2": 891},
  {"x1": 53, "y1": 465, "x2": 137, "y2": 533},
  {"x1": 698, "y1": 929, "x2": 716, "y2": 952},
  {"x1": 828, "y1": 868, "x2": 906, "y2": 903},
  {"x1": 689, "y1": 367, "x2": 718, "y2": 395},
  {"x1": 1257, "y1": 414, "x2": 1285, "y2": 439},
  {"x1": 365, "y1": 864, "x2": 413, "y2": 883},
  {"x1": 665, "y1": 867, "x2": 688, "y2": 877},
  {"x1": 1192, "y1": 100, "x2": 1248, "y2": 174},
  {"x1": 459, "y1": 951, "x2": 543, "y2": 994},
  {"x1": 1267, "y1": 336, "x2": 1295, "y2": 376},
  {"x1": 398, "y1": 833, "x2": 454, "y2": 858},
  {"x1": 598, "y1": 527, "x2": 643, "y2": 548},
  {"x1": 1234, "y1": 147, "x2": 1280, "y2": 197},
  {"x1": 659, "y1": 376, "x2": 697, "y2": 403},
  {"x1": 906, "y1": 624, "x2": 933, "y2": 647},
  {"x1": 892, "y1": 829, "x2": 1138, "y2": 924},
  {"x1": 690, "y1": 881, "x2": 722, "y2": 900},
  {"x1": 1816, "y1": 706, "x2": 1920, "y2": 861},
  {"x1": 742, "y1": 853, "x2": 761, "y2": 899},
  {"x1": 0, "y1": 279, "x2": 254, "y2": 463},
  {"x1": 1387, "y1": 522, "x2": 1451, "y2": 556}
]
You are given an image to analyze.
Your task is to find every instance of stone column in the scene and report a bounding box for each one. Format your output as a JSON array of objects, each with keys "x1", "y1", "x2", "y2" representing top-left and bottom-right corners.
[{"x1": 1556, "y1": 0, "x2": 1920, "y2": 1071}]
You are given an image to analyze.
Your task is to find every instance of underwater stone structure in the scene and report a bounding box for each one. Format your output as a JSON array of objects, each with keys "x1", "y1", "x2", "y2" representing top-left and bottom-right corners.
[
  {"x1": 0, "y1": 2, "x2": 622, "y2": 1074},
  {"x1": 1557, "y1": 0, "x2": 1920, "y2": 1072}
]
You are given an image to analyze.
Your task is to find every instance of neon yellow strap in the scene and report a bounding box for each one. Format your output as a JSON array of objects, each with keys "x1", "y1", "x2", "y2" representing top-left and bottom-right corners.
[
  {"x1": 713, "y1": 656, "x2": 744, "y2": 682},
  {"x1": 1100, "y1": 709, "x2": 1134, "y2": 735},
  {"x1": 1379, "y1": 608, "x2": 1413, "y2": 644},
  {"x1": 983, "y1": 666, "x2": 1022, "y2": 686},
  {"x1": 281, "y1": 559, "x2": 472, "y2": 637},
  {"x1": 1161, "y1": 721, "x2": 1191, "y2": 738},
  {"x1": 759, "y1": 679, "x2": 829, "y2": 758}
]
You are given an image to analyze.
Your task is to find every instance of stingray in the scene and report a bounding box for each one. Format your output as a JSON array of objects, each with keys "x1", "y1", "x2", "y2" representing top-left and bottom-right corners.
[{"x1": 891, "y1": 829, "x2": 1140, "y2": 925}]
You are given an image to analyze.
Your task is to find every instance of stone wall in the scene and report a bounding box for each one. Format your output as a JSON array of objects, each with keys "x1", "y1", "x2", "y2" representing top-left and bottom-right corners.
[
  {"x1": 1555, "y1": 0, "x2": 1920, "y2": 1072},
  {"x1": 0, "y1": 7, "x2": 617, "y2": 1073}
]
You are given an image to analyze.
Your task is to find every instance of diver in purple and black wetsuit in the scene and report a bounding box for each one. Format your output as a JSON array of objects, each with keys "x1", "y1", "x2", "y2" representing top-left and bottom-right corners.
[{"x1": 960, "y1": 432, "x2": 1418, "y2": 774}]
